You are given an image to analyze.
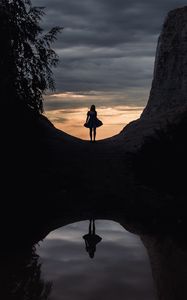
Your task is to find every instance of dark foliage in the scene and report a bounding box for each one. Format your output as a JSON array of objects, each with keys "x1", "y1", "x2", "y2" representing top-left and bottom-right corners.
[
  {"x1": 1, "y1": 247, "x2": 52, "y2": 300},
  {"x1": 0, "y1": 0, "x2": 62, "y2": 113},
  {"x1": 132, "y1": 111, "x2": 187, "y2": 199}
]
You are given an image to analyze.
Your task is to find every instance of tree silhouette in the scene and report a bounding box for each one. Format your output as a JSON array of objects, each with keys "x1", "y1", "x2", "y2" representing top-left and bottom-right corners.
[
  {"x1": 0, "y1": 0, "x2": 62, "y2": 113},
  {"x1": 1, "y1": 247, "x2": 52, "y2": 300}
]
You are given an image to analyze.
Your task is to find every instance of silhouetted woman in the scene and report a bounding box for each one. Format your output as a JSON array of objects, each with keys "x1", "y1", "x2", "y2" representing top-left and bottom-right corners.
[
  {"x1": 84, "y1": 104, "x2": 103, "y2": 142},
  {"x1": 82, "y1": 219, "x2": 102, "y2": 258}
]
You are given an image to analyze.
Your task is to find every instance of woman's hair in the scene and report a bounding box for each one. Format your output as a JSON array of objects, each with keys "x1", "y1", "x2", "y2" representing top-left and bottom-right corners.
[{"x1": 90, "y1": 104, "x2": 96, "y2": 111}]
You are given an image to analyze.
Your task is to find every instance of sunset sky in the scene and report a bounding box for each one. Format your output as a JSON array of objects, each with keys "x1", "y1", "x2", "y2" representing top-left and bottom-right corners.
[{"x1": 33, "y1": 0, "x2": 187, "y2": 140}]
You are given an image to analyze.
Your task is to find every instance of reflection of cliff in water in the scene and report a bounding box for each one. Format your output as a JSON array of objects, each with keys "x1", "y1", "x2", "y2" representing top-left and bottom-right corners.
[{"x1": 141, "y1": 234, "x2": 187, "y2": 300}]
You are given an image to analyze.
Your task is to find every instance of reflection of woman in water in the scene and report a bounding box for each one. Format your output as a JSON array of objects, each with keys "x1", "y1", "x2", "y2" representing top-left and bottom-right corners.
[
  {"x1": 84, "y1": 104, "x2": 103, "y2": 142},
  {"x1": 83, "y1": 219, "x2": 102, "y2": 258}
]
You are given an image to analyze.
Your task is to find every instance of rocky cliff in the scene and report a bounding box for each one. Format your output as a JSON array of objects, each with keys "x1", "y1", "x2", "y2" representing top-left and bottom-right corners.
[
  {"x1": 142, "y1": 6, "x2": 187, "y2": 119},
  {"x1": 117, "y1": 7, "x2": 187, "y2": 152}
]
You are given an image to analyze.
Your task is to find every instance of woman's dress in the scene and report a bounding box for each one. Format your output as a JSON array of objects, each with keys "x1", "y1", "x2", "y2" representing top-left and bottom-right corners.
[{"x1": 84, "y1": 111, "x2": 103, "y2": 128}]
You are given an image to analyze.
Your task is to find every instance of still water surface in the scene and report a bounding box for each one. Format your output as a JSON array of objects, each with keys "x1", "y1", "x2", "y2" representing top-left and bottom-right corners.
[{"x1": 36, "y1": 220, "x2": 157, "y2": 300}]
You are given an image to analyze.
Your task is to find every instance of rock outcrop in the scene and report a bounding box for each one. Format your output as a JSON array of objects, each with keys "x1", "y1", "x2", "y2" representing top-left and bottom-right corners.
[
  {"x1": 116, "y1": 7, "x2": 187, "y2": 152},
  {"x1": 142, "y1": 6, "x2": 187, "y2": 118}
]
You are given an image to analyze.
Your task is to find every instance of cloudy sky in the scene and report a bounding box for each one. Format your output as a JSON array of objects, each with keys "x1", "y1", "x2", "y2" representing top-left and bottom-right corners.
[
  {"x1": 32, "y1": 0, "x2": 187, "y2": 139},
  {"x1": 36, "y1": 220, "x2": 157, "y2": 300}
]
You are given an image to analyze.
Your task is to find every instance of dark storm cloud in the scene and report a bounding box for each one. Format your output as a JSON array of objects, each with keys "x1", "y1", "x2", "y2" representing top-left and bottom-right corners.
[
  {"x1": 33, "y1": 0, "x2": 187, "y2": 45},
  {"x1": 44, "y1": 96, "x2": 145, "y2": 111},
  {"x1": 32, "y1": 0, "x2": 187, "y2": 99},
  {"x1": 34, "y1": 0, "x2": 161, "y2": 51}
]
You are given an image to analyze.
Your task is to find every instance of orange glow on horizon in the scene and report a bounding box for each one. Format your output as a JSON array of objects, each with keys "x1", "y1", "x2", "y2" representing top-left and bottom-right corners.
[{"x1": 44, "y1": 105, "x2": 144, "y2": 140}]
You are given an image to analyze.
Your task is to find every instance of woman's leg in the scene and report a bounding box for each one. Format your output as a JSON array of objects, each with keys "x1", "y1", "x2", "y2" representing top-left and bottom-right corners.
[
  {"x1": 89, "y1": 219, "x2": 95, "y2": 235},
  {"x1": 92, "y1": 219, "x2": 95, "y2": 235},
  {"x1": 89, "y1": 219, "x2": 92, "y2": 234},
  {"x1": 93, "y1": 128, "x2": 96, "y2": 141},
  {"x1": 89, "y1": 128, "x2": 92, "y2": 141}
]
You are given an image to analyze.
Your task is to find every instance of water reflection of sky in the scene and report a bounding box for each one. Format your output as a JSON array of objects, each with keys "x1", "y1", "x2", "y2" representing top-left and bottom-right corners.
[{"x1": 36, "y1": 220, "x2": 157, "y2": 300}]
